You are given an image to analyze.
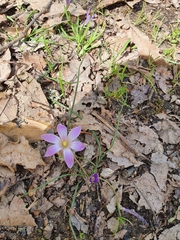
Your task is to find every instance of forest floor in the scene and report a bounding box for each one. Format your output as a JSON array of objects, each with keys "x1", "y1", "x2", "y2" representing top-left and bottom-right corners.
[{"x1": 0, "y1": 0, "x2": 180, "y2": 239}]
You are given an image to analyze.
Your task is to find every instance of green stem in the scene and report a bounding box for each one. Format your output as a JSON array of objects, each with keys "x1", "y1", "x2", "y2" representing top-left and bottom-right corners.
[{"x1": 69, "y1": 182, "x2": 81, "y2": 240}]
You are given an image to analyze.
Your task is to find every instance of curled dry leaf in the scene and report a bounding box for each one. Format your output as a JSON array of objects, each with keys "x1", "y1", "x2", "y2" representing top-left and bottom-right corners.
[
  {"x1": 0, "y1": 133, "x2": 45, "y2": 171},
  {"x1": 0, "y1": 78, "x2": 54, "y2": 142}
]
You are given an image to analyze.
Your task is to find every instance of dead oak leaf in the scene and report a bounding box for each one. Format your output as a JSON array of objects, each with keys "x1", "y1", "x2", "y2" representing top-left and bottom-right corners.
[
  {"x1": 127, "y1": 24, "x2": 166, "y2": 65},
  {"x1": 22, "y1": 52, "x2": 46, "y2": 71},
  {"x1": 0, "y1": 78, "x2": 54, "y2": 143},
  {"x1": 0, "y1": 93, "x2": 18, "y2": 123},
  {"x1": 158, "y1": 223, "x2": 180, "y2": 240},
  {"x1": 154, "y1": 66, "x2": 173, "y2": 93},
  {"x1": 132, "y1": 172, "x2": 165, "y2": 213},
  {"x1": 155, "y1": 113, "x2": 180, "y2": 144},
  {"x1": 0, "y1": 48, "x2": 11, "y2": 82},
  {"x1": 69, "y1": 208, "x2": 88, "y2": 234},
  {"x1": 102, "y1": 132, "x2": 141, "y2": 167},
  {"x1": 150, "y1": 152, "x2": 168, "y2": 191},
  {"x1": 128, "y1": 125, "x2": 161, "y2": 155},
  {"x1": 0, "y1": 196, "x2": 36, "y2": 226},
  {"x1": 0, "y1": 133, "x2": 45, "y2": 171}
]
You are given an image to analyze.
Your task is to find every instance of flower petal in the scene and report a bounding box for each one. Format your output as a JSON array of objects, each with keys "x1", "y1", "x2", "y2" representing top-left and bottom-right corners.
[
  {"x1": 70, "y1": 141, "x2": 85, "y2": 152},
  {"x1": 68, "y1": 126, "x2": 81, "y2": 141},
  {"x1": 90, "y1": 173, "x2": 99, "y2": 183},
  {"x1": 41, "y1": 134, "x2": 60, "y2": 143},
  {"x1": 44, "y1": 144, "x2": 61, "y2": 157},
  {"x1": 57, "y1": 124, "x2": 67, "y2": 140},
  {"x1": 63, "y1": 148, "x2": 74, "y2": 168}
]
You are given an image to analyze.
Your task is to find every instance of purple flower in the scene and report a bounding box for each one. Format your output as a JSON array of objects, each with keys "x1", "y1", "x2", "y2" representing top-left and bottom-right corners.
[
  {"x1": 41, "y1": 124, "x2": 85, "y2": 168},
  {"x1": 90, "y1": 173, "x2": 99, "y2": 183},
  {"x1": 84, "y1": 9, "x2": 95, "y2": 25},
  {"x1": 66, "y1": 0, "x2": 71, "y2": 8}
]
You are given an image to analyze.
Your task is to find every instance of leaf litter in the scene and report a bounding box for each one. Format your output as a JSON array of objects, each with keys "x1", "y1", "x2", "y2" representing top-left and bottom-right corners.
[{"x1": 0, "y1": 0, "x2": 180, "y2": 239}]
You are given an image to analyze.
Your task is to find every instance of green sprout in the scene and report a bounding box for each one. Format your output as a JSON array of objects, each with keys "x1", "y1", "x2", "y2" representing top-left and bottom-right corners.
[
  {"x1": 133, "y1": 2, "x2": 147, "y2": 26},
  {"x1": 60, "y1": 8, "x2": 105, "y2": 56},
  {"x1": 166, "y1": 23, "x2": 180, "y2": 44}
]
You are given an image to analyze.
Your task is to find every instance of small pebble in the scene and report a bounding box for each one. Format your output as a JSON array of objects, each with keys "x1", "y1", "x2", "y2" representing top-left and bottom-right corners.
[{"x1": 175, "y1": 99, "x2": 180, "y2": 105}]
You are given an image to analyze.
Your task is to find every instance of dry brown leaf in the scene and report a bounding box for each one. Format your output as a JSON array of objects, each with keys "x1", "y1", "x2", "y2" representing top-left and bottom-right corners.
[
  {"x1": 100, "y1": 168, "x2": 114, "y2": 178},
  {"x1": 0, "y1": 94, "x2": 17, "y2": 122},
  {"x1": 0, "y1": 133, "x2": 45, "y2": 170},
  {"x1": 114, "y1": 229, "x2": 128, "y2": 239},
  {"x1": 107, "y1": 187, "x2": 122, "y2": 214},
  {"x1": 97, "y1": 0, "x2": 125, "y2": 9},
  {"x1": 103, "y1": 133, "x2": 141, "y2": 167},
  {"x1": 158, "y1": 223, "x2": 180, "y2": 240},
  {"x1": 43, "y1": 2, "x2": 86, "y2": 27},
  {"x1": 0, "y1": 14, "x2": 6, "y2": 23},
  {"x1": 107, "y1": 217, "x2": 119, "y2": 232},
  {"x1": 170, "y1": 0, "x2": 180, "y2": 8},
  {"x1": 155, "y1": 113, "x2": 180, "y2": 144},
  {"x1": 0, "y1": 196, "x2": 36, "y2": 226},
  {"x1": 132, "y1": 172, "x2": 165, "y2": 212},
  {"x1": 0, "y1": 48, "x2": 11, "y2": 82},
  {"x1": 24, "y1": 0, "x2": 50, "y2": 11},
  {"x1": 128, "y1": 125, "x2": 161, "y2": 155},
  {"x1": 0, "y1": 178, "x2": 14, "y2": 197},
  {"x1": 127, "y1": 24, "x2": 166, "y2": 65},
  {"x1": 22, "y1": 52, "x2": 46, "y2": 71},
  {"x1": 173, "y1": 48, "x2": 180, "y2": 61},
  {"x1": 73, "y1": 111, "x2": 103, "y2": 131},
  {"x1": 105, "y1": 35, "x2": 130, "y2": 59},
  {"x1": 69, "y1": 90, "x2": 98, "y2": 113},
  {"x1": 0, "y1": 118, "x2": 53, "y2": 143},
  {"x1": 52, "y1": 196, "x2": 66, "y2": 208},
  {"x1": 144, "y1": 0, "x2": 161, "y2": 3},
  {"x1": 95, "y1": 212, "x2": 107, "y2": 238},
  {"x1": 69, "y1": 208, "x2": 88, "y2": 233},
  {"x1": 101, "y1": 181, "x2": 114, "y2": 204},
  {"x1": 0, "y1": 78, "x2": 54, "y2": 142},
  {"x1": 62, "y1": 55, "x2": 92, "y2": 93},
  {"x1": 31, "y1": 197, "x2": 53, "y2": 214},
  {"x1": 131, "y1": 84, "x2": 150, "y2": 107},
  {"x1": 150, "y1": 152, "x2": 168, "y2": 191},
  {"x1": 154, "y1": 66, "x2": 173, "y2": 93}
]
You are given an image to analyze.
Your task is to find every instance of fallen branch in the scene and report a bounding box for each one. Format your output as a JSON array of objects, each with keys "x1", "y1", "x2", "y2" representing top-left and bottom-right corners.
[{"x1": 0, "y1": 0, "x2": 53, "y2": 54}]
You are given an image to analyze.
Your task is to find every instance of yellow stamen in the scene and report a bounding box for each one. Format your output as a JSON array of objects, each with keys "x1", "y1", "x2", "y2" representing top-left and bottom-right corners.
[{"x1": 62, "y1": 141, "x2": 68, "y2": 147}]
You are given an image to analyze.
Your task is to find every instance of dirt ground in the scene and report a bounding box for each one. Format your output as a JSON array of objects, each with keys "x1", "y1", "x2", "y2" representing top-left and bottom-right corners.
[{"x1": 0, "y1": 0, "x2": 180, "y2": 239}]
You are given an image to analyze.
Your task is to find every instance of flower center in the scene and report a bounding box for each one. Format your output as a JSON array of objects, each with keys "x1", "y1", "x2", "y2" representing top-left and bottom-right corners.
[{"x1": 62, "y1": 141, "x2": 68, "y2": 148}]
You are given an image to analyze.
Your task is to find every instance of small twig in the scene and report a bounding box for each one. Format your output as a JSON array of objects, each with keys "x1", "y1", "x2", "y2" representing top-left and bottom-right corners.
[
  {"x1": 91, "y1": 110, "x2": 149, "y2": 160},
  {"x1": 0, "y1": 0, "x2": 53, "y2": 54}
]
